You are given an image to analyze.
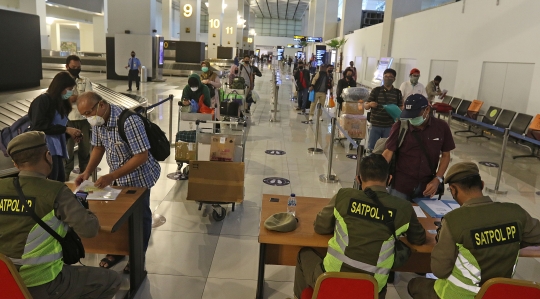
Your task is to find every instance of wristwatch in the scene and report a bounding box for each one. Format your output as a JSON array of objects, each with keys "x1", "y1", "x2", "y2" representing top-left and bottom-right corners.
[{"x1": 436, "y1": 176, "x2": 444, "y2": 184}]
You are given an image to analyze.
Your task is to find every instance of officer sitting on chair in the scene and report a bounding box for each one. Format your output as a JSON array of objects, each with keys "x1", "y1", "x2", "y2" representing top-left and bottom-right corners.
[
  {"x1": 408, "y1": 162, "x2": 540, "y2": 299},
  {"x1": 294, "y1": 154, "x2": 426, "y2": 299},
  {"x1": 0, "y1": 131, "x2": 121, "y2": 299}
]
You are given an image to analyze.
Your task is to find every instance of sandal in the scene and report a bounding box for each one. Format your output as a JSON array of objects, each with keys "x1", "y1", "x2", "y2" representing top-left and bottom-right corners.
[
  {"x1": 123, "y1": 261, "x2": 130, "y2": 274},
  {"x1": 99, "y1": 255, "x2": 125, "y2": 269}
]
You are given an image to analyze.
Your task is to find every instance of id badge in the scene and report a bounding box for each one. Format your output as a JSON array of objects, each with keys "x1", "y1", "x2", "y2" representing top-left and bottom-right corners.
[{"x1": 133, "y1": 63, "x2": 137, "y2": 68}]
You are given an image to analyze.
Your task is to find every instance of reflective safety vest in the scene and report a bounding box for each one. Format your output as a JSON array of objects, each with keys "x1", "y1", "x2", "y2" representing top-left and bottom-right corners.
[
  {"x1": 434, "y1": 198, "x2": 527, "y2": 299},
  {"x1": 322, "y1": 188, "x2": 414, "y2": 292},
  {"x1": 0, "y1": 176, "x2": 67, "y2": 287}
]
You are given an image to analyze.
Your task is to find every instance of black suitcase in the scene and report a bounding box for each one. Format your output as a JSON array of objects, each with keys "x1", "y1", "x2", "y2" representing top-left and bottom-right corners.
[{"x1": 220, "y1": 101, "x2": 241, "y2": 117}]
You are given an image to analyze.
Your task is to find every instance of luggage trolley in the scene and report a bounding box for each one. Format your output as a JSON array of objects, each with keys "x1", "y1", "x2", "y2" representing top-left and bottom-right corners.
[
  {"x1": 335, "y1": 87, "x2": 370, "y2": 150},
  {"x1": 191, "y1": 119, "x2": 247, "y2": 221},
  {"x1": 223, "y1": 80, "x2": 250, "y2": 121}
]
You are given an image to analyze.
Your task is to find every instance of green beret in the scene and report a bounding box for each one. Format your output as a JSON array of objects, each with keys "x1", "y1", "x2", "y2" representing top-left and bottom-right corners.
[
  {"x1": 264, "y1": 212, "x2": 297, "y2": 232},
  {"x1": 444, "y1": 162, "x2": 480, "y2": 184},
  {"x1": 7, "y1": 131, "x2": 47, "y2": 156}
]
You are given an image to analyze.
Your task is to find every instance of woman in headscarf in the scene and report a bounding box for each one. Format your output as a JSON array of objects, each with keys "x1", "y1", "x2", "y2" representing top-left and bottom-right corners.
[{"x1": 200, "y1": 60, "x2": 222, "y2": 120}]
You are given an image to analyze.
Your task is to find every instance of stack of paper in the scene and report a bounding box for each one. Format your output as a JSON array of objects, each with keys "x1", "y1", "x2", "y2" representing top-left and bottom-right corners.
[{"x1": 74, "y1": 180, "x2": 121, "y2": 201}]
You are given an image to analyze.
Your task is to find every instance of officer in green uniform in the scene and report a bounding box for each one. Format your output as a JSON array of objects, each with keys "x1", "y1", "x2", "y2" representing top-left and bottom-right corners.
[
  {"x1": 408, "y1": 162, "x2": 540, "y2": 299},
  {"x1": 294, "y1": 154, "x2": 426, "y2": 299},
  {"x1": 0, "y1": 131, "x2": 121, "y2": 299}
]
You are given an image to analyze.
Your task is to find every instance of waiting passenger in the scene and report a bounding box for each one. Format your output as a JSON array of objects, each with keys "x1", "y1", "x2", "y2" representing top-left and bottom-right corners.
[
  {"x1": 336, "y1": 68, "x2": 357, "y2": 109},
  {"x1": 426, "y1": 75, "x2": 443, "y2": 103},
  {"x1": 64, "y1": 55, "x2": 93, "y2": 181},
  {"x1": 382, "y1": 94, "x2": 455, "y2": 201},
  {"x1": 308, "y1": 64, "x2": 333, "y2": 122},
  {"x1": 408, "y1": 162, "x2": 540, "y2": 299},
  {"x1": 183, "y1": 73, "x2": 212, "y2": 110},
  {"x1": 75, "y1": 92, "x2": 161, "y2": 273},
  {"x1": 28, "y1": 71, "x2": 82, "y2": 182},
  {"x1": 400, "y1": 68, "x2": 428, "y2": 100},
  {"x1": 200, "y1": 60, "x2": 222, "y2": 119},
  {"x1": 0, "y1": 131, "x2": 120, "y2": 299},
  {"x1": 364, "y1": 68, "x2": 402, "y2": 153},
  {"x1": 294, "y1": 154, "x2": 426, "y2": 299}
]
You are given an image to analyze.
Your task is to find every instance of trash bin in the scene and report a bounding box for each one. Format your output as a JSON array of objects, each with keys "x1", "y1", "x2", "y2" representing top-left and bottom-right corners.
[{"x1": 141, "y1": 66, "x2": 147, "y2": 83}]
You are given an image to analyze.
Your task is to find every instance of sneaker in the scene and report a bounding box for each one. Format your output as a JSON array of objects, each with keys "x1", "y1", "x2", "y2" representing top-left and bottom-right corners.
[
  {"x1": 137, "y1": 88, "x2": 140, "y2": 91},
  {"x1": 127, "y1": 89, "x2": 132, "y2": 91},
  {"x1": 295, "y1": 107, "x2": 301, "y2": 111},
  {"x1": 308, "y1": 118, "x2": 313, "y2": 122}
]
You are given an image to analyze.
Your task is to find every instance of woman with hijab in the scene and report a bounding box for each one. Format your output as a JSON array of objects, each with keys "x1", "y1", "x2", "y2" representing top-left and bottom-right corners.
[
  {"x1": 28, "y1": 72, "x2": 82, "y2": 182},
  {"x1": 200, "y1": 60, "x2": 222, "y2": 120},
  {"x1": 336, "y1": 67, "x2": 357, "y2": 109}
]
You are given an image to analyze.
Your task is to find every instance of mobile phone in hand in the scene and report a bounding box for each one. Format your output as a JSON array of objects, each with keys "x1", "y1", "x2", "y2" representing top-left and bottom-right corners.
[{"x1": 75, "y1": 191, "x2": 89, "y2": 209}]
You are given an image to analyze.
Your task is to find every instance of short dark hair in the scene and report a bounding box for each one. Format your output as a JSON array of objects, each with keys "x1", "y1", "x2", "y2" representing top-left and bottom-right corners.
[
  {"x1": 11, "y1": 145, "x2": 47, "y2": 166},
  {"x1": 383, "y1": 68, "x2": 397, "y2": 77},
  {"x1": 327, "y1": 64, "x2": 334, "y2": 68},
  {"x1": 343, "y1": 68, "x2": 353, "y2": 77},
  {"x1": 451, "y1": 175, "x2": 483, "y2": 191},
  {"x1": 434, "y1": 76, "x2": 442, "y2": 81},
  {"x1": 359, "y1": 154, "x2": 389, "y2": 182},
  {"x1": 188, "y1": 77, "x2": 199, "y2": 87},
  {"x1": 244, "y1": 55, "x2": 250, "y2": 59},
  {"x1": 66, "y1": 55, "x2": 81, "y2": 66}
]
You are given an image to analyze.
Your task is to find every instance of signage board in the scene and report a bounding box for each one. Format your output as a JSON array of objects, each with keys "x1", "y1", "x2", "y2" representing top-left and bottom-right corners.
[{"x1": 307, "y1": 37, "x2": 323, "y2": 43}]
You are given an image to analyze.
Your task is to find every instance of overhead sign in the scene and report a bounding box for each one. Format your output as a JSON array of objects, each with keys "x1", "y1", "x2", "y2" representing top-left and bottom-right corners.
[
  {"x1": 277, "y1": 46, "x2": 284, "y2": 61},
  {"x1": 307, "y1": 37, "x2": 323, "y2": 43},
  {"x1": 315, "y1": 45, "x2": 326, "y2": 67},
  {"x1": 293, "y1": 35, "x2": 307, "y2": 41},
  {"x1": 287, "y1": 44, "x2": 303, "y2": 48}
]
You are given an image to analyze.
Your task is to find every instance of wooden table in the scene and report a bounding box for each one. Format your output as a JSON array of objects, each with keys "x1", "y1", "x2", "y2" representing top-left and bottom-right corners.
[
  {"x1": 256, "y1": 194, "x2": 540, "y2": 299},
  {"x1": 67, "y1": 183, "x2": 148, "y2": 299}
]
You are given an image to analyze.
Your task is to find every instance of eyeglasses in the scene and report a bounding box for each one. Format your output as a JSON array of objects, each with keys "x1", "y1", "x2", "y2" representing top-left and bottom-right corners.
[{"x1": 81, "y1": 101, "x2": 100, "y2": 118}]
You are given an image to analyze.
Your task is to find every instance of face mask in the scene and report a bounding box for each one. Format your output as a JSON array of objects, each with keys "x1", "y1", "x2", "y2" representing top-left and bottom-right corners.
[
  {"x1": 44, "y1": 152, "x2": 53, "y2": 176},
  {"x1": 409, "y1": 109, "x2": 428, "y2": 126},
  {"x1": 243, "y1": 61, "x2": 249, "y2": 64},
  {"x1": 68, "y1": 68, "x2": 81, "y2": 78},
  {"x1": 87, "y1": 115, "x2": 105, "y2": 126},
  {"x1": 201, "y1": 67, "x2": 209, "y2": 72},
  {"x1": 328, "y1": 70, "x2": 333, "y2": 74},
  {"x1": 410, "y1": 76, "x2": 419, "y2": 84},
  {"x1": 191, "y1": 87, "x2": 198, "y2": 92},
  {"x1": 383, "y1": 78, "x2": 394, "y2": 86},
  {"x1": 346, "y1": 75, "x2": 353, "y2": 79},
  {"x1": 299, "y1": 66, "x2": 304, "y2": 70},
  {"x1": 450, "y1": 187, "x2": 458, "y2": 201},
  {"x1": 131, "y1": 54, "x2": 135, "y2": 57},
  {"x1": 62, "y1": 89, "x2": 73, "y2": 100}
]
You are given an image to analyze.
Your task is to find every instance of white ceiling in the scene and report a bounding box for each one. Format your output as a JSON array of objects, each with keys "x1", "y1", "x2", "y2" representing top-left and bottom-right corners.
[{"x1": 250, "y1": 0, "x2": 310, "y2": 20}]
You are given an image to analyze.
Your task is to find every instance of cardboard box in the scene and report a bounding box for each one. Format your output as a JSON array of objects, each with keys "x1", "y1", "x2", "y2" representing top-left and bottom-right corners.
[
  {"x1": 187, "y1": 161, "x2": 244, "y2": 203},
  {"x1": 341, "y1": 101, "x2": 364, "y2": 115},
  {"x1": 210, "y1": 136, "x2": 236, "y2": 162},
  {"x1": 339, "y1": 114, "x2": 367, "y2": 139},
  {"x1": 175, "y1": 142, "x2": 197, "y2": 161}
]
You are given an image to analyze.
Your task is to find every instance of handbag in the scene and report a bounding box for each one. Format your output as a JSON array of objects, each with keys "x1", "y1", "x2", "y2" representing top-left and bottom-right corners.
[
  {"x1": 364, "y1": 188, "x2": 411, "y2": 269},
  {"x1": 327, "y1": 95, "x2": 336, "y2": 108},
  {"x1": 13, "y1": 177, "x2": 85, "y2": 265},
  {"x1": 308, "y1": 90, "x2": 315, "y2": 102}
]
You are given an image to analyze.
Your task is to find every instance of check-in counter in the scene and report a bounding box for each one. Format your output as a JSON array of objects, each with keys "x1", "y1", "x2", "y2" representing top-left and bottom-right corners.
[{"x1": 0, "y1": 83, "x2": 147, "y2": 177}]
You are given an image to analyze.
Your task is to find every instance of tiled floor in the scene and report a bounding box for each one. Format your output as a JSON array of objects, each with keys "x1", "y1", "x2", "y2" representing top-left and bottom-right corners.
[{"x1": 3, "y1": 65, "x2": 540, "y2": 298}]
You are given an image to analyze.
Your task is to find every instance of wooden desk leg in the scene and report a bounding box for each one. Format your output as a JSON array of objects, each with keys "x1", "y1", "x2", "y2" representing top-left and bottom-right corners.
[
  {"x1": 127, "y1": 196, "x2": 147, "y2": 299},
  {"x1": 256, "y1": 243, "x2": 266, "y2": 299}
]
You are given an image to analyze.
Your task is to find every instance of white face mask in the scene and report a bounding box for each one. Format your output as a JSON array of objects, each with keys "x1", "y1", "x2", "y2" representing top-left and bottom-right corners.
[
  {"x1": 87, "y1": 115, "x2": 105, "y2": 127},
  {"x1": 191, "y1": 87, "x2": 198, "y2": 92}
]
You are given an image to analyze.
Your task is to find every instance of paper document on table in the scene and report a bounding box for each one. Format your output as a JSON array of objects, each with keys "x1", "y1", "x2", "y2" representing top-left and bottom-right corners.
[
  {"x1": 413, "y1": 206, "x2": 427, "y2": 218},
  {"x1": 447, "y1": 203, "x2": 460, "y2": 210},
  {"x1": 74, "y1": 180, "x2": 120, "y2": 201},
  {"x1": 424, "y1": 200, "x2": 453, "y2": 216}
]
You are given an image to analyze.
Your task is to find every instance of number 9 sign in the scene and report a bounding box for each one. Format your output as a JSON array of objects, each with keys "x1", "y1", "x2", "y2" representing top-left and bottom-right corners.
[{"x1": 183, "y1": 4, "x2": 193, "y2": 17}]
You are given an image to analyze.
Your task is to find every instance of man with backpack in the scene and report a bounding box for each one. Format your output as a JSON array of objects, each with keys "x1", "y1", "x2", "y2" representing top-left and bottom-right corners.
[
  {"x1": 308, "y1": 64, "x2": 333, "y2": 122},
  {"x1": 382, "y1": 94, "x2": 455, "y2": 201},
  {"x1": 364, "y1": 68, "x2": 403, "y2": 153},
  {"x1": 74, "y1": 91, "x2": 161, "y2": 272}
]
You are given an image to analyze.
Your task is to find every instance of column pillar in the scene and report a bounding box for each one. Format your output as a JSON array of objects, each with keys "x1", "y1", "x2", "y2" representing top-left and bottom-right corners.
[
  {"x1": 247, "y1": 10, "x2": 255, "y2": 53},
  {"x1": 162, "y1": 0, "x2": 173, "y2": 40},
  {"x1": 19, "y1": 0, "x2": 48, "y2": 49},
  {"x1": 79, "y1": 23, "x2": 94, "y2": 52},
  {"x1": 207, "y1": 0, "x2": 223, "y2": 59},
  {"x1": 235, "y1": 0, "x2": 245, "y2": 55},
  {"x1": 107, "y1": 0, "x2": 156, "y2": 36},
  {"x1": 242, "y1": 3, "x2": 249, "y2": 54},
  {"x1": 312, "y1": 0, "x2": 325, "y2": 38},
  {"x1": 380, "y1": 0, "x2": 423, "y2": 57},
  {"x1": 339, "y1": 0, "x2": 362, "y2": 37},
  {"x1": 179, "y1": 0, "x2": 201, "y2": 41},
  {"x1": 323, "y1": 0, "x2": 339, "y2": 41},
  {"x1": 221, "y1": 0, "x2": 237, "y2": 56},
  {"x1": 49, "y1": 23, "x2": 61, "y2": 51},
  {"x1": 93, "y1": 16, "x2": 106, "y2": 53}
]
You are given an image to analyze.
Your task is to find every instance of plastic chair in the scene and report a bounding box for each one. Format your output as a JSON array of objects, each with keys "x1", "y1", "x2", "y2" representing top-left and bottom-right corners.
[
  {"x1": 311, "y1": 272, "x2": 379, "y2": 299},
  {"x1": 0, "y1": 253, "x2": 32, "y2": 299},
  {"x1": 475, "y1": 277, "x2": 540, "y2": 299}
]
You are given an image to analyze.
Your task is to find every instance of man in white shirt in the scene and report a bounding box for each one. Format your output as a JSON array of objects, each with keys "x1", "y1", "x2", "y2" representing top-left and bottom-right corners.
[
  {"x1": 399, "y1": 68, "x2": 428, "y2": 100},
  {"x1": 64, "y1": 55, "x2": 93, "y2": 181}
]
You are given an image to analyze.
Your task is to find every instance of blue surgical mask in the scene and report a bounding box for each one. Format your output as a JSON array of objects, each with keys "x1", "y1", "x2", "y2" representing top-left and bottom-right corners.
[
  {"x1": 409, "y1": 110, "x2": 427, "y2": 126},
  {"x1": 202, "y1": 67, "x2": 209, "y2": 72},
  {"x1": 62, "y1": 89, "x2": 74, "y2": 100}
]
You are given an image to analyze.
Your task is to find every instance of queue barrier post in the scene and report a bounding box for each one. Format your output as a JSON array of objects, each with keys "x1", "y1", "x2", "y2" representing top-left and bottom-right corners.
[
  {"x1": 320, "y1": 117, "x2": 339, "y2": 183},
  {"x1": 486, "y1": 128, "x2": 509, "y2": 195},
  {"x1": 308, "y1": 103, "x2": 324, "y2": 154},
  {"x1": 353, "y1": 144, "x2": 364, "y2": 190}
]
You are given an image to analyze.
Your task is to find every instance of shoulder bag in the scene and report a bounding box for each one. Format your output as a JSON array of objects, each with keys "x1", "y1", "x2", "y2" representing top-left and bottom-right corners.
[
  {"x1": 13, "y1": 177, "x2": 85, "y2": 265},
  {"x1": 364, "y1": 188, "x2": 411, "y2": 269}
]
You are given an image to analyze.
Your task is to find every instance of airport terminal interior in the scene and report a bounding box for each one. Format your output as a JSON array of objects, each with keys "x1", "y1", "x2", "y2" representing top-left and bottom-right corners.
[{"x1": 1, "y1": 0, "x2": 540, "y2": 298}]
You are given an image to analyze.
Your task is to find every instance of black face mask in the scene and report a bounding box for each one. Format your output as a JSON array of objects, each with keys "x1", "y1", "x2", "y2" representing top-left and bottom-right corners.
[
  {"x1": 68, "y1": 68, "x2": 81, "y2": 78},
  {"x1": 346, "y1": 75, "x2": 353, "y2": 80},
  {"x1": 299, "y1": 66, "x2": 304, "y2": 70},
  {"x1": 328, "y1": 70, "x2": 333, "y2": 74},
  {"x1": 131, "y1": 54, "x2": 135, "y2": 57},
  {"x1": 234, "y1": 70, "x2": 239, "y2": 75}
]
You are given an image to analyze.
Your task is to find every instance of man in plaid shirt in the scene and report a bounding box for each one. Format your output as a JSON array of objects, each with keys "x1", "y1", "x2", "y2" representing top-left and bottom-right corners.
[{"x1": 75, "y1": 91, "x2": 160, "y2": 271}]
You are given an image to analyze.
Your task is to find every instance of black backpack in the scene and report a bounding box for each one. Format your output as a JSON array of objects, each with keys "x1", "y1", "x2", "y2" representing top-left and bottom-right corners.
[
  {"x1": 118, "y1": 109, "x2": 170, "y2": 161},
  {"x1": 206, "y1": 84, "x2": 216, "y2": 98}
]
